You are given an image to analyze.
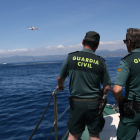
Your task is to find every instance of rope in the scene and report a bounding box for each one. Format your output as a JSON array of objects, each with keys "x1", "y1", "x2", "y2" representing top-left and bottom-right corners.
[
  {"x1": 28, "y1": 94, "x2": 54, "y2": 140},
  {"x1": 47, "y1": 124, "x2": 54, "y2": 140},
  {"x1": 58, "y1": 106, "x2": 70, "y2": 121}
]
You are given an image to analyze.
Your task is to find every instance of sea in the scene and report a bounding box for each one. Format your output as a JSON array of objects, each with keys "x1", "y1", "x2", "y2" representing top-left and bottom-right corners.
[{"x1": 0, "y1": 57, "x2": 125, "y2": 140}]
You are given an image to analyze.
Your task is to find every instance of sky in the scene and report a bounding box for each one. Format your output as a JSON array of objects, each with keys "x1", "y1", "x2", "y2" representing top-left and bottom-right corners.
[{"x1": 0, "y1": 0, "x2": 140, "y2": 57}]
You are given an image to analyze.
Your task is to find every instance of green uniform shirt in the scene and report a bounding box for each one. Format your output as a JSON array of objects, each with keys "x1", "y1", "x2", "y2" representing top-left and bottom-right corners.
[
  {"x1": 114, "y1": 48, "x2": 140, "y2": 101},
  {"x1": 59, "y1": 48, "x2": 111, "y2": 98}
]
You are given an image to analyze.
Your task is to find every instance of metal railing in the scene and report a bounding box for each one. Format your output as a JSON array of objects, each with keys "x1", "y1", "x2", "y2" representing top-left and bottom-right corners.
[
  {"x1": 52, "y1": 85, "x2": 69, "y2": 140},
  {"x1": 28, "y1": 84, "x2": 69, "y2": 140}
]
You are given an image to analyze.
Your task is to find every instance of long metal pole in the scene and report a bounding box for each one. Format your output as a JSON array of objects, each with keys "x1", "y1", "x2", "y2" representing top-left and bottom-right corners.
[{"x1": 53, "y1": 91, "x2": 58, "y2": 140}]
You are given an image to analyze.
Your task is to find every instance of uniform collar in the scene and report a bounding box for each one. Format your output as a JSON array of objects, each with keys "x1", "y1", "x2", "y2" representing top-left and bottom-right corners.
[
  {"x1": 81, "y1": 48, "x2": 95, "y2": 54},
  {"x1": 132, "y1": 48, "x2": 140, "y2": 53}
]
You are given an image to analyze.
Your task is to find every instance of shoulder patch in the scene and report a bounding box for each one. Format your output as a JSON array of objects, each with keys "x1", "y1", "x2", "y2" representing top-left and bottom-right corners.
[
  {"x1": 68, "y1": 51, "x2": 79, "y2": 55},
  {"x1": 96, "y1": 55, "x2": 106, "y2": 61},
  {"x1": 117, "y1": 68, "x2": 121, "y2": 72},
  {"x1": 121, "y1": 53, "x2": 131, "y2": 60}
]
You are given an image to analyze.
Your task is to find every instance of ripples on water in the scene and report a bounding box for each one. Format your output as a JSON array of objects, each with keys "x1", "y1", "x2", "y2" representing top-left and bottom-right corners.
[{"x1": 0, "y1": 57, "x2": 124, "y2": 140}]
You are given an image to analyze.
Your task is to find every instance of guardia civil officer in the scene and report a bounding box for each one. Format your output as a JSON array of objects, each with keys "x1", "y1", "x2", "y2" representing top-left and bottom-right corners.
[
  {"x1": 57, "y1": 31, "x2": 111, "y2": 140},
  {"x1": 112, "y1": 28, "x2": 140, "y2": 140}
]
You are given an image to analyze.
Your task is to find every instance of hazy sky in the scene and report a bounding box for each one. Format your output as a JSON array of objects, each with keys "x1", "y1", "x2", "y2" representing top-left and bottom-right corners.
[{"x1": 0, "y1": 0, "x2": 140, "y2": 57}]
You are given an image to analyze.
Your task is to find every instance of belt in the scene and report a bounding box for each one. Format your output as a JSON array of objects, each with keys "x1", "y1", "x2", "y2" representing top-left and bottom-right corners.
[{"x1": 73, "y1": 97, "x2": 98, "y2": 101}]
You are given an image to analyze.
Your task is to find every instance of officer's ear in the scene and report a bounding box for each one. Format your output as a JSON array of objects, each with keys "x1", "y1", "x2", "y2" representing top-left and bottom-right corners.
[
  {"x1": 96, "y1": 43, "x2": 99, "y2": 49},
  {"x1": 128, "y1": 40, "x2": 134, "y2": 53},
  {"x1": 128, "y1": 40, "x2": 131, "y2": 46}
]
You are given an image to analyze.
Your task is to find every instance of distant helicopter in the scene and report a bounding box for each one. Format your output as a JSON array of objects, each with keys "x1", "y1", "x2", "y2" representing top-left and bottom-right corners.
[{"x1": 28, "y1": 26, "x2": 40, "y2": 30}]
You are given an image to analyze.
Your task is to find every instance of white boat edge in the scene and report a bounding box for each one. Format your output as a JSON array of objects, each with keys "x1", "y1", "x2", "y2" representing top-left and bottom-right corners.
[{"x1": 100, "y1": 113, "x2": 140, "y2": 140}]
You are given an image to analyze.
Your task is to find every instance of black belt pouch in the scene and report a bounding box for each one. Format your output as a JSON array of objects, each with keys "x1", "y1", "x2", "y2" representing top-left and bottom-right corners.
[
  {"x1": 133, "y1": 102, "x2": 140, "y2": 114},
  {"x1": 123, "y1": 102, "x2": 135, "y2": 117}
]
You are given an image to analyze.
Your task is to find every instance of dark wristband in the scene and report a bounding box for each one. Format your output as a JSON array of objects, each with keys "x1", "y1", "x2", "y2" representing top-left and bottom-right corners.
[{"x1": 59, "y1": 86, "x2": 63, "y2": 88}]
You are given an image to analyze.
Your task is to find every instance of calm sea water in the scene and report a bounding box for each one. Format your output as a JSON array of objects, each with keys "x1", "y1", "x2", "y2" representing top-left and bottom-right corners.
[{"x1": 0, "y1": 57, "x2": 125, "y2": 140}]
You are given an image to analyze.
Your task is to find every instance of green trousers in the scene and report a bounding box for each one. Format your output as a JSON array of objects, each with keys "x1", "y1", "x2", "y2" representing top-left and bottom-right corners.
[
  {"x1": 67, "y1": 101, "x2": 105, "y2": 135},
  {"x1": 117, "y1": 113, "x2": 140, "y2": 140}
]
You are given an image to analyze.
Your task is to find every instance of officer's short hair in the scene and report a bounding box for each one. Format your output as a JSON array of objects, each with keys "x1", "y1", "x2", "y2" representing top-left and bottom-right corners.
[
  {"x1": 126, "y1": 28, "x2": 140, "y2": 48},
  {"x1": 84, "y1": 31, "x2": 100, "y2": 48},
  {"x1": 83, "y1": 40, "x2": 99, "y2": 48}
]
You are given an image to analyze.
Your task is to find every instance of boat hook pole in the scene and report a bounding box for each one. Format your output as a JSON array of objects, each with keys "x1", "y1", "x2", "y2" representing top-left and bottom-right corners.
[
  {"x1": 53, "y1": 84, "x2": 69, "y2": 140},
  {"x1": 53, "y1": 90, "x2": 58, "y2": 140}
]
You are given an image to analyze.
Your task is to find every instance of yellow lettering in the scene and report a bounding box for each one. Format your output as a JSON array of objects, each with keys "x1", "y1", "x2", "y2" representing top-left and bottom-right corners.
[
  {"x1": 81, "y1": 57, "x2": 85, "y2": 62},
  {"x1": 86, "y1": 58, "x2": 89, "y2": 62},
  {"x1": 89, "y1": 59, "x2": 93, "y2": 63},
  {"x1": 134, "y1": 59, "x2": 138, "y2": 63},
  {"x1": 93, "y1": 60, "x2": 95, "y2": 64},
  {"x1": 89, "y1": 64, "x2": 92, "y2": 68},
  {"x1": 78, "y1": 62, "x2": 81, "y2": 66},
  {"x1": 81, "y1": 62, "x2": 83, "y2": 66},
  {"x1": 138, "y1": 58, "x2": 140, "y2": 62},
  {"x1": 77, "y1": 57, "x2": 81, "y2": 61},
  {"x1": 84, "y1": 63, "x2": 87, "y2": 67},
  {"x1": 73, "y1": 56, "x2": 76, "y2": 60},
  {"x1": 95, "y1": 60, "x2": 99, "y2": 65},
  {"x1": 87, "y1": 63, "x2": 92, "y2": 68}
]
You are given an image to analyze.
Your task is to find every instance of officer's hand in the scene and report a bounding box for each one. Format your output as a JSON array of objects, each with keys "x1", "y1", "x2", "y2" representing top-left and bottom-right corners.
[
  {"x1": 118, "y1": 95, "x2": 126, "y2": 101},
  {"x1": 56, "y1": 85, "x2": 64, "y2": 91},
  {"x1": 115, "y1": 95, "x2": 126, "y2": 106}
]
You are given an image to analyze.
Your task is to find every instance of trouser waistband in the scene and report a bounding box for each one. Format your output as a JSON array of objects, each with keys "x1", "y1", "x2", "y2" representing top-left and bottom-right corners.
[{"x1": 73, "y1": 97, "x2": 98, "y2": 101}]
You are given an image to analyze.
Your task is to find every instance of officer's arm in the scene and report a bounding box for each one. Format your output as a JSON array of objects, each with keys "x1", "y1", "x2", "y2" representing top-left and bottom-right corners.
[
  {"x1": 112, "y1": 60, "x2": 129, "y2": 104},
  {"x1": 101, "y1": 63, "x2": 111, "y2": 95},
  {"x1": 112, "y1": 85, "x2": 123, "y2": 98},
  {"x1": 112, "y1": 85, "x2": 125, "y2": 105},
  {"x1": 57, "y1": 57, "x2": 68, "y2": 90},
  {"x1": 112, "y1": 60, "x2": 130, "y2": 97},
  {"x1": 102, "y1": 85, "x2": 111, "y2": 95},
  {"x1": 57, "y1": 76, "x2": 66, "y2": 90}
]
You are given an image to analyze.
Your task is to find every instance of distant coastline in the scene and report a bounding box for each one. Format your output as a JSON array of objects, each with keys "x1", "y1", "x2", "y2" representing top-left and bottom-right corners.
[{"x1": 0, "y1": 49, "x2": 128, "y2": 63}]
